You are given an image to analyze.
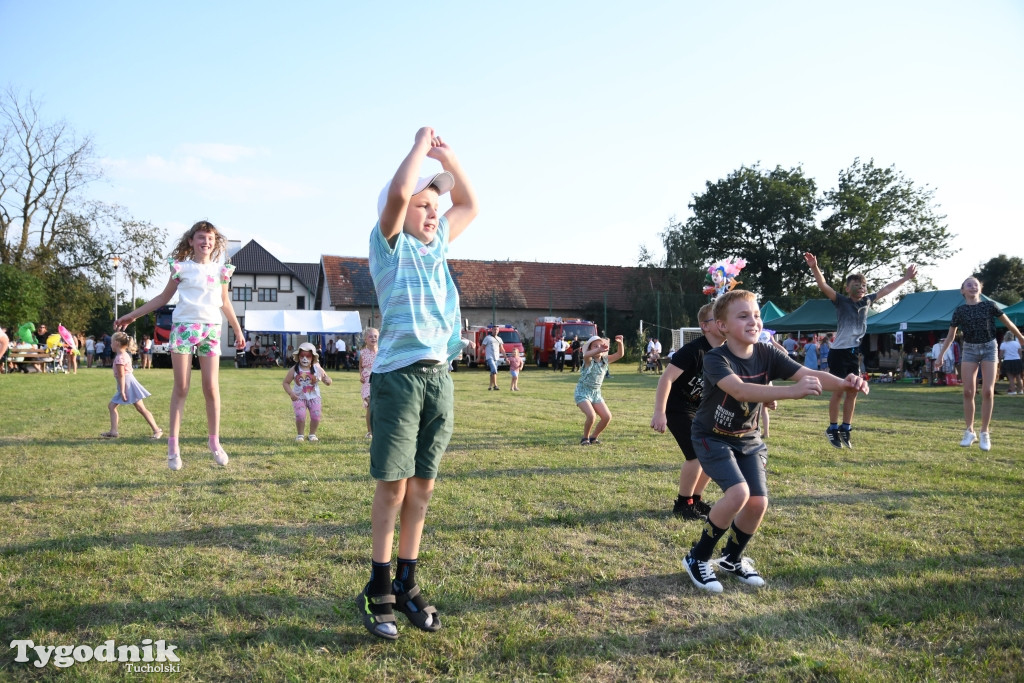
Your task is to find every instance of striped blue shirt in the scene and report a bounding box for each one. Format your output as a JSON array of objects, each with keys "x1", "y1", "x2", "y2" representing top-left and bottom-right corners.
[{"x1": 369, "y1": 216, "x2": 465, "y2": 373}]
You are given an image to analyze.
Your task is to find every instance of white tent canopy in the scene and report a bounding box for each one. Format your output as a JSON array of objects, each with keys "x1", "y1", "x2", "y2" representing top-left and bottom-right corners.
[{"x1": 244, "y1": 310, "x2": 362, "y2": 335}]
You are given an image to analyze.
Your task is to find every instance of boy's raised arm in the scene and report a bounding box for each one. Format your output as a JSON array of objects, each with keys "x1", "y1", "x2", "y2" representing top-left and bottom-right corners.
[
  {"x1": 804, "y1": 252, "x2": 837, "y2": 302},
  {"x1": 429, "y1": 137, "x2": 479, "y2": 241},
  {"x1": 379, "y1": 128, "x2": 435, "y2": 244},
  {"x1": 875, "y1": 263, "x2": 918, "y2": 300}
]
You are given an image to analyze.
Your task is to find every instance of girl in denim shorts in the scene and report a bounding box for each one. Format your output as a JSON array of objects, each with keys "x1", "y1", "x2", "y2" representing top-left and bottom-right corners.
[{"x1": 938, "y1": 276, "x2": 1024, "y2": 452}]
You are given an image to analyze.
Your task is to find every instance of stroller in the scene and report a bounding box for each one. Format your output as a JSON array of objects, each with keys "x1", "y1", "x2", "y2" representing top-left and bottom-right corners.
[{"x1": 45, "y1": 333, "x2": 68, "y2": 374}]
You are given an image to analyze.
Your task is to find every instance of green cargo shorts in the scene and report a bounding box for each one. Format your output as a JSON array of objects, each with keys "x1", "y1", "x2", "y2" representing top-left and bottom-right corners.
[{"x1": 369, "y1": 361, "x2": 454, "y2": 481}]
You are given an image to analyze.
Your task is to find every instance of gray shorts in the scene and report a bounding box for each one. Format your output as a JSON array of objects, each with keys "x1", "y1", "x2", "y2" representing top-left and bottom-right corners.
[
  {"x1": 962, "y1": 340, "x2": 997, "y2": 364},
  {"x1": 691, "y1": 435, "x2": 768, "y2": 497}
]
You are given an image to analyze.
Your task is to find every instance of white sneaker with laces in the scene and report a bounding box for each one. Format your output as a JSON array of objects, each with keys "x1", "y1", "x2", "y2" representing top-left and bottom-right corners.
[
  {"x1": 307, "y1": 434, "x2": 319, "y2": 443},
  {"x1": 959, "y1": 430, "x2": 977, "y2": 447},
  {"x1": 979, "y1": 432, "x2": 991, "y2": 451},
  {"x1": 168, "y1": 453, "x2": 182, "y2": 471},
  {"x1": 295, "y1": 435, "x2": 305, "y2": 442}
]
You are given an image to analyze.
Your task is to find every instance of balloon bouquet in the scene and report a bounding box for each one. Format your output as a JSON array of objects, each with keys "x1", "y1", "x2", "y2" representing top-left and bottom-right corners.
[{"x1": 702, "y1": 257, "x2": 747, "y2": 299}]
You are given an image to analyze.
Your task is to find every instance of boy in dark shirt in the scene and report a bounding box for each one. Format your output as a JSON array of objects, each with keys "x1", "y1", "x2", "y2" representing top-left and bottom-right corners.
[
  {"x1": 684, "y1": 291, "x2": 869, "y2": 593},
  {"x1": 650, "y1": 303, "x2": 723, "y2": 520}
]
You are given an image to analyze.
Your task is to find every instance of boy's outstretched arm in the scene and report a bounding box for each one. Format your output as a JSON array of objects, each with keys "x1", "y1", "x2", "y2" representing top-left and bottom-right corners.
[
  {"x1": 380, "y1": 127, "x2": 435, "y2": 244},
  {"x1": 875, "y1": 263, "x2": 918, "y2": 300},
  {"x1": 804, "y1": 252, "x2": 837, "y2": 302},
  {"x1": 792, "y1": 366, "x2": 870, "y2": 395},
  {"x1": 428, "y1": 136, "x2": 479, "y2": 241}
]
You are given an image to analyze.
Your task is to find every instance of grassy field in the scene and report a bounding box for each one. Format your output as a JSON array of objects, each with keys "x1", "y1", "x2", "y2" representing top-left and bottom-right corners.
[{"x1": 1, "y1": 363, "x2": 1022, "y2": 681}]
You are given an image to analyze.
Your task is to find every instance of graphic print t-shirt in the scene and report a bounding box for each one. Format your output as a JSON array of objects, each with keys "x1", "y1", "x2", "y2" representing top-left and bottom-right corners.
[
  {"x1": 692, "y1": 343, "x2": 802, "y2": 442},
  {"x1": 665, "y1": 336, "x2": 714, "y2": 416}
]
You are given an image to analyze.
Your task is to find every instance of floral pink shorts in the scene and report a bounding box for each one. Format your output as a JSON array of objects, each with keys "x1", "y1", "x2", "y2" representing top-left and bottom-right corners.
[
  {"x1": 292, "y1": 397, "x2": 322, "y2": 420},
  {"x1": 169, "y1": 323, "x2": 221, "y2": 356}
]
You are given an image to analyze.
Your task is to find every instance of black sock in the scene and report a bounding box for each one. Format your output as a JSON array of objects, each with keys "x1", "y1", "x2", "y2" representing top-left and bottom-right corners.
[
  {"x1": 692, "y1": 494, "x2": 702, "y2": 504},
  {"x1": 721, "y1": 522, "x2": 754, "y2": 562},
  {"x1": 369, "y1": 560, "x2": 392, "y2": 597},
  {"x1": 394, "y1": 557, "x2": 417, "y2": 593},
  {"x1": 690, "y1": 518, "x2": 727, "y2": 561},
  {"x1": 676, "y1": 494, "x2": 694, "y2": 506}
]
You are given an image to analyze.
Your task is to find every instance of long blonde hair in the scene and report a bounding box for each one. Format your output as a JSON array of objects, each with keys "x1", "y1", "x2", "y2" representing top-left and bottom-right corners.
[
  {"x1": 111, "y1": 331, "x2": 138, "y2": 354},
  {"x1": 170, "y1": 220, "x2": 230, "y2": 262}
]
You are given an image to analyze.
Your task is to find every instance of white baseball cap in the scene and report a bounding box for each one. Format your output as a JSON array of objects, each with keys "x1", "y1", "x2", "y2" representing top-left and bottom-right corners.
[{"x1": 377, "y1": 171, "x2": 455, "y2": 219}]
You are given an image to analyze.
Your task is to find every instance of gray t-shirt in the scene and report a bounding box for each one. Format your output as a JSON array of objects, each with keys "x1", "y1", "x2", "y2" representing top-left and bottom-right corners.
[{"x1": 831, "y1": 293, "x2": 877, "y2": 350}]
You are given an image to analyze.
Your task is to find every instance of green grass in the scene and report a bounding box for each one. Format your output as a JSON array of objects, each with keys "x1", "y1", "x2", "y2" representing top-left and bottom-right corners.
[{"x1": 1, "y1": 364, "x2": 1022, "y2": 681}]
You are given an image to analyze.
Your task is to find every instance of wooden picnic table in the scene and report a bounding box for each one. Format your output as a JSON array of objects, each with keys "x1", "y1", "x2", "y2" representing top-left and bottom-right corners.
[{"x1": 6, "y1": 347, "x2": 56, "y2": 369}]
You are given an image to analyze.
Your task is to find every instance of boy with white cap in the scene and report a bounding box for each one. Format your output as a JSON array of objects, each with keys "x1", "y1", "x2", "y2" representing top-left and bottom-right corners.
[{"x1": 357, "y1": 127, "x2": 478, "y2": 640}]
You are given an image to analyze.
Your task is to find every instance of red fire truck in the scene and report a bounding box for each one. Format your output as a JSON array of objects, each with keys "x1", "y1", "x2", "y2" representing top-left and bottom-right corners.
[
  {"x1": 460, "y1": 324, "x2": 525, "y2": 369},
  {"x1": 532, "y1": 317, "x2": 598, "y2": 367}
]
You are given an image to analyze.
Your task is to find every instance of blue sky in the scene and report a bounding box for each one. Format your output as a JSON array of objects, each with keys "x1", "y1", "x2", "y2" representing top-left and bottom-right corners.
[{"x1": 2, "y1": 0, "x2": 1022, "y2": 297}]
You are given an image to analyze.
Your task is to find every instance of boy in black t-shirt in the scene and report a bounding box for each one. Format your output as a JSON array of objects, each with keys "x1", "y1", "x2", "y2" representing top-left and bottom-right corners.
[
  {"x1": 683, "y1": 291, "x2": 869, "y2": 593},
  {"x1": 650, "y1": 303, "x2": 724, "y2": 520}
]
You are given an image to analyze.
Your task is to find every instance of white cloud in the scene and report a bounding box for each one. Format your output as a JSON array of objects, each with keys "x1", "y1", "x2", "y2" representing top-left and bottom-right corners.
[
  {"x1": 101, "y1": 146, "x2": 319, "y2": 203},
  {"x1": 177, "y1": 143, "x2": 264, "y2": 163}
]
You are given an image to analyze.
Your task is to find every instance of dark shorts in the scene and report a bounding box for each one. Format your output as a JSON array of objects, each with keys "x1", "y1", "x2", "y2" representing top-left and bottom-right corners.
[
  {"x1": 666, "y1": 411, "x2": 698, "y2": 461},
  {"x1": 691, "y1": 435, "x2": 768, "y2": 497},
  {"x1": 1002, "y1": 358, "x2": 1022, "y2": 375},
  {"x1": 828, "y1": 347, "x2": 861, "y2": 377},
  {"x1": 369, "y1": 362, "x2": 454, "y2": 481}
]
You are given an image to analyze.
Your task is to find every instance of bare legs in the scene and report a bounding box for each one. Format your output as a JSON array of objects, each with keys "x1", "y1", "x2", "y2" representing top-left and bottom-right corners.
[
  {"x1": 577, "y1": 400, "x2": 612, "y2": 441},
  {"x1": 371, "y1": 477, "x2": 435, "y2": 563},
  {"x1": 960, "y1": 360, "x2": 996, "y2": 433}
]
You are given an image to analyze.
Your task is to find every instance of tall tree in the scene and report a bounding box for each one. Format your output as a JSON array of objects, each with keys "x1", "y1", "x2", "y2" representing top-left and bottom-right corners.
[
  {"x1": 681, "y1": 164, "x2": 817, "y2": 298},
  {"x1": 0, "y1": 87, "x2": 101, "y2": 265},
  {"x1": 812, "y1": 158, "x2": 955, "y2": 292},
  {"x1": 975, "y1": 254, "x2": 1024, "y2": 304},
  {"x1": 0, "y1": 264, "x2": 45, "y2": 331}
]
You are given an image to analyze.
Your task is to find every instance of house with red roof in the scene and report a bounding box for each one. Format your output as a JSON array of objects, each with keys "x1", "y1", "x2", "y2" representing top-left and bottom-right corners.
[{"x1": 319, "y1": 255, "x2": 639, "y2": 335}]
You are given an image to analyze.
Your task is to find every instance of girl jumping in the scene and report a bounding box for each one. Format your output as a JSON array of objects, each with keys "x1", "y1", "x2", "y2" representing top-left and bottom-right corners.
[
  {"x1": 938, "y1": 276, "x2": 1024, "y2": 451},
  {"x1": 358, "y1": 327, "x2": 378, "y2": 438},
  {"x1": 115, "y1": 220, "x2": 245, "y2": 470},
  {"x1": 282, "y1": 342, "x2": 333, "y2": 442},
  {"x1": 101, "y1": 331, "x2": 162, "y2": 439},
  {"x1": 574, "y1": 334, "x2": 625, "y2": 445}
]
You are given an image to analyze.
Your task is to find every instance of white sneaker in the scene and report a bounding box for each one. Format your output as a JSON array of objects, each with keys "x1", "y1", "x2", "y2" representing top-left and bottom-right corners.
[
  {"x1": 959, "y1": 430, "x2": 977, "y2": 447},
  {"x1": 212, "y1": 448, "x2": 229, "y2": 466},
  {"x1": 168, "y1": 453, "x2": 182, "y2": 471},
  {"x1": 295, "y1": 435, "x2": 305, "y2": 442},
  {"x1": 307, "y1": 434, "x2": 319, "y2": 443},
  {"x1": 979, "y1": 432, "x2": 991, "y2": 451},
  {"x1": 1008, "y1": 391, "x2": 1018, "y2": 396}
]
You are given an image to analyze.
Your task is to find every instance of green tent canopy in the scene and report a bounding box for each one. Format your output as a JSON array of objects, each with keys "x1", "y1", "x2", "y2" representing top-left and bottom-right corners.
[
  {"x1": 759, "y1": 300, "x2": 786, "y2": 322},
  {"x1": 767, "y1": 299, "x2": 838, "y2": 332},
  {"x1": 866, "y1": 290, "x2": 1003, "y2": 334},
  {"x1": 997, "y1": 299, "x2": 1024, "y2": 328}
]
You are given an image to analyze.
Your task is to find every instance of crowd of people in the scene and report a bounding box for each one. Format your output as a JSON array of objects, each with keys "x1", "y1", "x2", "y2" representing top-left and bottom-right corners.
[{"x1": 5, "y1": 127, "x2": 1023, "y2": 644}]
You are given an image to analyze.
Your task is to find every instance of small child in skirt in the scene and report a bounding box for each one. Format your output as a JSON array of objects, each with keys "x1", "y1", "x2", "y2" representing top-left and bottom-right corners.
[{"x1": 101, "y1": 331, "x2": 162, "y2": 439}]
